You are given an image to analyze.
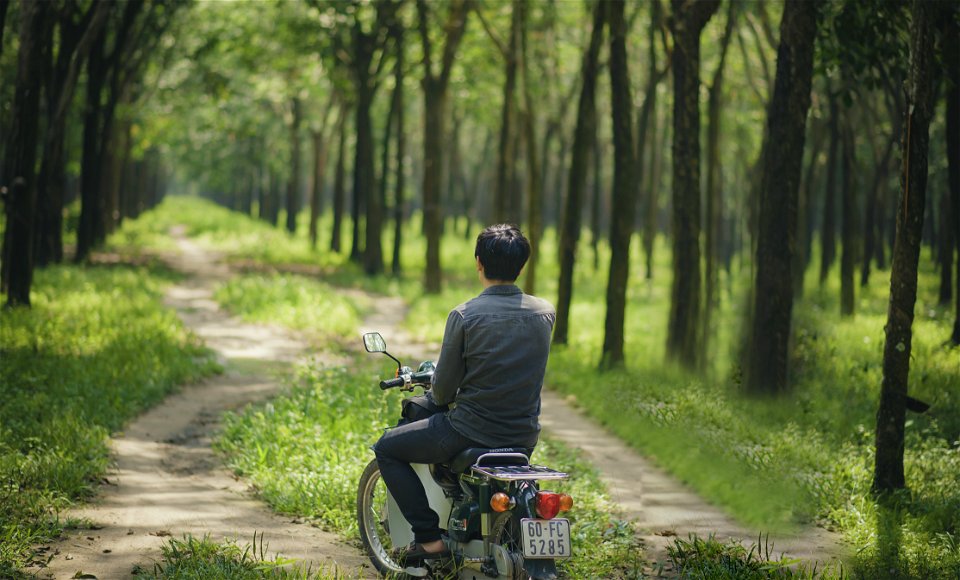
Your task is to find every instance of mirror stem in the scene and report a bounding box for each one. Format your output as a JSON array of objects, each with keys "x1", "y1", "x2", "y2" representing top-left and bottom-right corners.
[{"x1": 383, "y1": 351, "x2": 402, "y2": 371}]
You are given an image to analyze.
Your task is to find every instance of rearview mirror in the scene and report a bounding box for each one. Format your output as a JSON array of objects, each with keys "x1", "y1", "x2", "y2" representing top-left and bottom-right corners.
[{"x1": 363, "y1": 332, "x2": 387, "y2": 353}]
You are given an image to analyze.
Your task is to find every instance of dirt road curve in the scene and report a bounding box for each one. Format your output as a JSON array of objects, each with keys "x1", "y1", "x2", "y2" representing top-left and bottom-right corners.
[
  {"x1": 38, "y1": 236, "x2": 371, "y2": 579},
  {"x1": 37, "y1": 234, "x2": 842, "y2": 578}
]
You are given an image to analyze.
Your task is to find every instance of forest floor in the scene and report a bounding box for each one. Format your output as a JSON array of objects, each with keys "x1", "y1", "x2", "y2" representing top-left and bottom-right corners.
[{"x1": 38, "y1": 231, "x2": 843, "y2": 579}]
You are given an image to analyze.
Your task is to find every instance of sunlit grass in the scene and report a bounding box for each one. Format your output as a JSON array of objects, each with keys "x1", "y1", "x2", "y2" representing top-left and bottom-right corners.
[
  {"x1": 216, "y1": 358, "x2": 644, "y2": 578},
  {"x1": 132, "y1": 195, "x2": 960, "y2": 577},
  {"x1": 0, "y1": 263, "x2": 219, "y2": 574},
  {"x1": 133, "y1": 533, "x2": 350, "y2": 579}
]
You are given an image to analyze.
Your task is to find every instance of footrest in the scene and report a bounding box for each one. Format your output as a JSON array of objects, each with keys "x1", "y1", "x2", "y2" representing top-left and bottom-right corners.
[{"x1": 471, "y1": 464, "x2": 569, "y2": 481}]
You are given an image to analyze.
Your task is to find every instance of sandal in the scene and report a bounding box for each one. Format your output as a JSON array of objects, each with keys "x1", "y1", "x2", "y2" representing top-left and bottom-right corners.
[{"x1": 392, "y1": 541, "x2": 452, "y2": 565}]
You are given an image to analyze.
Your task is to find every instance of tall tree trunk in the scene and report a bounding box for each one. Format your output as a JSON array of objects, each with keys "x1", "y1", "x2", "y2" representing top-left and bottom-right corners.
[
  {"x1": 331, "y1": 107, "x2": 348, "y2": 253},
  {"x1": 600, "y1": 0, "x2": 636, "y2": 368},
  {"x1": 417, "y1": 0, "x2": 470, "y2": 293},
  {"x1": 795, "y1": 121, "x2": 826, "y2": 298},
  {"x1": 590, "y1": 130, "x2": 603, "y2": 271},
  {"x1": 75, "y1": 20, "x2": 109, "y2": 263},
  {"x1": 946, "y1": 8, "x2": 960, "y2": 344},
  {"x1": 862, "y1": 126, "x2": 896, "y2": 287},
  {"x1": 308, "y1": 129, "x2": 325, "y2": 249},
  {"x1": 1, "y1": 0, "x2": 49, "y2": 305},
  {"x1": 286, "y1": 96, "x2": 302, "y2": 235},
  {"x1": 666, "y1": 0, "x2": 719, "y2": 369},
  {"x1": 840, "y1": 118, "x2": 859, "y2": 317},
  {"x1": 554, "y1": 0, "x2": 604, "y2": 346},
  {"x1": 518, "y1": 1, "x2": 541, "y2": 295},
  {"x1": 644, "y1": 91, "x2": 665, "y2": 280},
  {"x1": 359, "y1": 86, "x2": 383, "y2": 274},
  {"x1": 392, "y1": 37, "x2": 405, "y2": 276},
  {"x1": 703, "y1": 0, "x2": 737, "y2": 358},
  {"x1": 493, "y1": 2, "x2": 520, "y2": 224},
  {"x1": 873, "y1": 0, "x2": 936, "y2": 493},
  {"x1": 641, "y1": 0, "x2": 664, "y2": 281},
  {"x1": 819, "y1": 93, "x2": 840, "y2": 285},
  {"x1": 744, "y1": 0, "x2": 817, "y2": 394}
]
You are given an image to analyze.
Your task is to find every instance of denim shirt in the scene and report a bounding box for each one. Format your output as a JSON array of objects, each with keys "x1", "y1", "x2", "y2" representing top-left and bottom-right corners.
[{"x1": 432, "y1": 284, "x2": 556, "y2": 448}]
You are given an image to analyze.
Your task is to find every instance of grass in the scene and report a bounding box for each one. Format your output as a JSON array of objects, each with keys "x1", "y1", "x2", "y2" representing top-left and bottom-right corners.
[
  {"x1": 0, "y1": 261, "x2": 219, "y2": 576},
  {"x1": 104, "y1": 196, "x2": 960, "y2": 577},
  {"x1": 216, "y1": 358, "x2": 644, "y2": 578},
  {"x1": 133, "y1": 533, "x2": 349, "y2": 579},
  {"x1": 666, "y1": 534, "x2": 844, "y2": 579}
]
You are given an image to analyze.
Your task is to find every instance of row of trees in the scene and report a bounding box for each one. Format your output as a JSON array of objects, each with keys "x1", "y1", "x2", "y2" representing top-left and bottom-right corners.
[
  {"x1": 1, "y1": 0, "x2": 173, "y2": 306},
  {"x1": 2, "y1": 0, "x2": 958, "y2": 493}
]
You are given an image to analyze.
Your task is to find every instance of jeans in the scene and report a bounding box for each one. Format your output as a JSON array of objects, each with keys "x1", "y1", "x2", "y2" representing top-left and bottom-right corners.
[{"x1": 373, "y1": 412, "x2": 479, "y2": 544}]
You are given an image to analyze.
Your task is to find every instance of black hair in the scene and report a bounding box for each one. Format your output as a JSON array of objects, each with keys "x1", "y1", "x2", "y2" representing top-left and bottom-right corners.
[{"x1": 475, "y1": 224, "x2": 530, "y2": 282}]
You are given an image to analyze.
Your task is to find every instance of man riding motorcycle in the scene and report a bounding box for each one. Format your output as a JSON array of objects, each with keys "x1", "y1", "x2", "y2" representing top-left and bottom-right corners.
[{"x1": 373, "y1": 224, "x2": 556, "y2": 564}]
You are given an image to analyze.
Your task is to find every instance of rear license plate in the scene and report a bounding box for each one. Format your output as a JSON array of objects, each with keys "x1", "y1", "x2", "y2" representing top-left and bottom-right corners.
[{"x1": 520, "y1": 518, "x2": 572, "y2": 559}]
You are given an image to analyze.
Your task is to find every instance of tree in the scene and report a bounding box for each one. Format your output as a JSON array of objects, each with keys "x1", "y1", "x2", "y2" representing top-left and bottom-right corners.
[
  {"x1": 1, "y1": 0, "x2": 51, "y2": 306},
  {"x1": 819, "y1": 93, "x2": 839, "y2": 286},
  {"x1": 518, "y1": 1, "x2": 541, "y2": 295},
  {"x1": 665, "y1": 0, "x2": 719, "y2": 369},
  {"x1": 390, "y1": 26, "x2": 405, "y2": 276},
  {"x1": 285, "y1": 96, "x2": 302, "y2": 235},
  {"x1": 839, "y1": 118, "x2": 859, "y2": 316},
  {"x1": 744, "y1": 0, "x2": 817, "y2": 394},
  {"x1": 946, "y1": 8, "x2": 960, "y2": 345},
  {"x1": 703, "y1": 0, "x2": 738, "y2": 355},
  {"x1": 553, "y1": 0, "x2": 604, "y2": 346},
  {"x1": 873, "y1": 0, "x2": 936, "y2": 493},
  {"x1": 599, "y1": 0, "x2": 636, "y2": 368},
  {"x1": 331, "y1": 104, "x2": 350, "y2": 253},
  {"x1": 417, "y1": 0, "x2": 470, "y2": 293}
]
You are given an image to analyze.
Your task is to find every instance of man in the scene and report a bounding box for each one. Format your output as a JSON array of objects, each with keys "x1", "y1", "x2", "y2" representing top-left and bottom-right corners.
[{"x1": 373, "y1": 224, "x2": 556, "y2": 563}]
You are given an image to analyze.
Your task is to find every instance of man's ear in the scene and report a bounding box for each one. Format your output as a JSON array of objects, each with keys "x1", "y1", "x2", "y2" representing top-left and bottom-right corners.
[{"x1": 476, "y1": 256, "x2": 483, "y2": 272}]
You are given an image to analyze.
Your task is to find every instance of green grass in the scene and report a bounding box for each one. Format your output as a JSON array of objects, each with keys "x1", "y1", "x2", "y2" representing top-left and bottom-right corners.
[
  {"x1": 216, "y1": 358, "x2": 644, "y2": 578},
  {"x1": 122, "y1": 196, "x2": 960, "y2": 577},
  {"x1": 666, "y1": 534, "x2": 844, "y2": 579},
  {"x1": 133, "y1": 533, "x2": 348, "y2": 579},
  {"x1": 0, "y1": 263, "x2": 219, "y2": 576},
  {"x1": 214, "y1": 274, "x2": 364, "y2": 346}
]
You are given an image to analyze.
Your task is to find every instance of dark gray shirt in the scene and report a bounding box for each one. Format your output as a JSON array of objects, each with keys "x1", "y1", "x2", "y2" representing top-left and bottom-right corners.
[{"x1": 432, "y1": 284, "x2": 556, "y2": 448}]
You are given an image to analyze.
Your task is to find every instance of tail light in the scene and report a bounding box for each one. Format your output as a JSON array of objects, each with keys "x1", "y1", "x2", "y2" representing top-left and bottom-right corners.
[{"x1": 536, "y1": 491, "x2": 561, "y2": 519}]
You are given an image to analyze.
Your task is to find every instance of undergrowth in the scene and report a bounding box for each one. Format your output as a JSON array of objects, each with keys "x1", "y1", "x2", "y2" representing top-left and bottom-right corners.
[
  {"x1": 133, "y1": 533, "x2": 348, "y2": 579},
  {"x1": 216, "y1": 359, "x2": 644, "y2": 578},
  {"x1": 666, "y1": 534, "x2": 844, "y2": 579},
  {"x1": 0, "y1": 263, "x2": 218, "y2": 574}
]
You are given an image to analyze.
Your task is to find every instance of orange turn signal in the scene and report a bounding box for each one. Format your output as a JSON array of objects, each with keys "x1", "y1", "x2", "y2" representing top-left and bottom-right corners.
[
  {"x1": 559, "y1": 494, "x2": 573, "y2": 512},
  {"x1": 490, "y1": 492, "x2": 512, "y2": 512}
]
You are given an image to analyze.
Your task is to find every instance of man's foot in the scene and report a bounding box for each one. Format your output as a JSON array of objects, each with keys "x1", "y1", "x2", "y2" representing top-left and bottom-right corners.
[{"x1": 393, "y1": 541, "x2": 451, "y2": 565}]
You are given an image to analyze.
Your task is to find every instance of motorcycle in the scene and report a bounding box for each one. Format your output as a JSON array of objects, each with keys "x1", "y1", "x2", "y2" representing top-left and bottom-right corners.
[{"x1": 358, "y1": 332, "x2": 574, "y2": 579}]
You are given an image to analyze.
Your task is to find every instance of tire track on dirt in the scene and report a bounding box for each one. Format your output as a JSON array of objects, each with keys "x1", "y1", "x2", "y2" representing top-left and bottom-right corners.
[{"x1": 37, "y1": 234, "x2": 371, "y2": 579}]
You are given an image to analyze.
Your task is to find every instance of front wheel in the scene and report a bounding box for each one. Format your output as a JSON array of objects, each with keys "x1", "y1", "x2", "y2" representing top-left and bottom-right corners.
[{"x1": 357, "y1": 459, "x2": 405, "y2": 576}]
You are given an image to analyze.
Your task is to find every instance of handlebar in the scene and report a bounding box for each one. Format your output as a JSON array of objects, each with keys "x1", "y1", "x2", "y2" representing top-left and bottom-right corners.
[{"x1": 379, "y1": 369, "x2": 434, "y2": 390}]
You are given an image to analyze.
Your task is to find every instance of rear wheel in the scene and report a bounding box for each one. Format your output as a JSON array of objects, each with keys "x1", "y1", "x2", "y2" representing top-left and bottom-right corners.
[
  {"x1": 357, "y1": 459, "x2": 405, "y2": 576},
  {"x1": 491, "y1": 511, "x2": 527, "y2": 579}
]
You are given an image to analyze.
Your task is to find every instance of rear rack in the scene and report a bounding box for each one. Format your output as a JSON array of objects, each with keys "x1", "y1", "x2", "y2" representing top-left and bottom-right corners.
[{"x1": 471, "y1": 464, "x2": 570, "y2": 481}]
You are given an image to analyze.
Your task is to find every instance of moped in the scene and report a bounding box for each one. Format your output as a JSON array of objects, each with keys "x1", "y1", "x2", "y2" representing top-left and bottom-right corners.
[{"x1": 358, "y1": 332, "x2": 574, "y2": 579}]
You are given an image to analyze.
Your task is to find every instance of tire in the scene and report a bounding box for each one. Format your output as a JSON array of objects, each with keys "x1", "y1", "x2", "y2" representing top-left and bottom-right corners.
[
  {"x1": 491, "y1": 511, "x2": 528, "y2": 579},
  {"x1": 357, "y1": 459, "x2": 406, "y2": 577}
]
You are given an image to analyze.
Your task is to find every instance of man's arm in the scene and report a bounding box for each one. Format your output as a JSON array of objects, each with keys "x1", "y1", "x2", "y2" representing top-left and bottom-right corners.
[{"x1": 431, "y1": 310, "x2": 465, "y2": 406}]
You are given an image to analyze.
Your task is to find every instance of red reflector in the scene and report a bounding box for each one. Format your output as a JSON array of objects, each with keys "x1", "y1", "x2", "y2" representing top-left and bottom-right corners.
[{"x1": 536, "y1": 491, "x2": 561, "y2": 519}]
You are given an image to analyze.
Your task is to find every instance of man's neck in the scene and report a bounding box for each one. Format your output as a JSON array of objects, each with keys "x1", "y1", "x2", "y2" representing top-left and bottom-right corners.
[{"x1": 481, "y1": 278, "x2": 515, "y2": 290}]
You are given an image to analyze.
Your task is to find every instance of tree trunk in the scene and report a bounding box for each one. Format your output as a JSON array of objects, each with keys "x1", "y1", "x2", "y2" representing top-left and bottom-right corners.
[
  {"x1": 600, "y1": 0, "x2": 636, "y2": 368},
  {"x1": 331, "y1": 107, "x2": 348, "y2": 253},
  {"x1": 286, "y1": 96, "x2": 302, "y2": 235},
  {"x1": 666, "y1": 0, "x2": 719, "y2": 369},
  {"x1": 75, "y1": 19, "x2": 109, "y2": 263},
  {"x1": 744, "y1": 0, "x2": 817, "y2": 394},
  {"x1": 554, "y1": 0, "x2": 603, "y2": 346},
  {"x1": 840, "y1": 118, "x2": 859, "y2": 317},
  {"x1": 1, "y1": 0, "x2": 49, "y2": 305},
  {"x1": 862, "y1": 127, "x2": 896, "y2": 287},
  {"x1": 493, "y1": 2, "x2": 520, "y2": 224},
  {"x1": 416, "y1": 0, "x2": 470, "y2": 293},
  {"x1": 795, "y1": 121, "x2": 826, "y2": 298},
  {"x1": 703, "y1": 0, "x2": 737, "y2": 357},
  {"x1": 309, "y1": 129, "x2": 325, "y2": 249},
  {"x1": 820, "y1": 93, "x2": 840, "y2": 285},
  {"x1": 946, "y1": 9, "x2": 960, "y2": 344},
  {"x1": 873, "y1": 0, "x2": 936, "y2": 493},
  {"x1": 938, "y1": 187, "x2": 953, "y2": 306},
  {"x1": 644, "y1": 91, "x2": 663, "y2": 281},
  {"x1": 392, "y1": 39, "x2": 405, "y2": 276},
  {"x1": 518, "y1": 1, "x2": 541, "y2": 295}
]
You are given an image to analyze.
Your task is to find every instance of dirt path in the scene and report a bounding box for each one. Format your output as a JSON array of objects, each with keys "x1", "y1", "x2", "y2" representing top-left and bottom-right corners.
[
  {"x1": 39, "y1": 236, "x2": 371, "y2": 579},
  {"x1": 39, "y1": 236, "x2": 841, "y2": 578},
  {"x1": 360, "y1": 296, "x2": 844, "y2": 575}
]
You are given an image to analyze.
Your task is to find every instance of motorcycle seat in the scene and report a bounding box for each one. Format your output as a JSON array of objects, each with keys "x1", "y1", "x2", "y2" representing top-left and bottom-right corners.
[{"x1": 448, "y1": 447, "x2": 533, "y2": 474}]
